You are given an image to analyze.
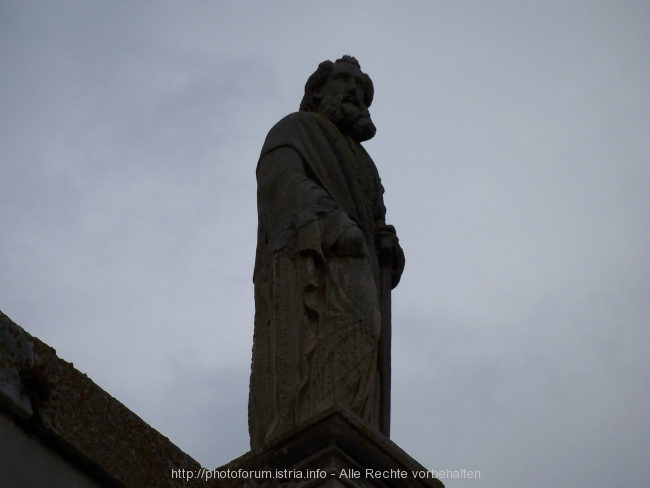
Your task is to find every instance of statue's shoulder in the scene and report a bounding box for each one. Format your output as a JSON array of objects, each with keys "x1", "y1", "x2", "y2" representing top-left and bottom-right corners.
[
  {"x1": 268, "y1": 111, "x2": 321, "y2": 134},
  {"x1": 262, "y1": 112, "x2": 331, "y2": 158}
]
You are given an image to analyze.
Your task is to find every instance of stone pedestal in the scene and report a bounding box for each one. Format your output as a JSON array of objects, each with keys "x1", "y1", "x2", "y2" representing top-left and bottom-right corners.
[{"x1": 211, "y1": 408, "x2": 444, "y2": 488}]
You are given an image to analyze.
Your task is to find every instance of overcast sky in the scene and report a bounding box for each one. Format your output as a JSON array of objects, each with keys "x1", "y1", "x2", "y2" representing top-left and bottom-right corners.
[{"x1": 1, "y1": 1, "x2": 649, "y2": 486}]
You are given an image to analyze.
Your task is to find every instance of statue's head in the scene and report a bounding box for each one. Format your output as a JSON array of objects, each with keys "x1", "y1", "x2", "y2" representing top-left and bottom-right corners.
[{"x1": 300, "y1": 55, "x2": 376, "y2": 142}]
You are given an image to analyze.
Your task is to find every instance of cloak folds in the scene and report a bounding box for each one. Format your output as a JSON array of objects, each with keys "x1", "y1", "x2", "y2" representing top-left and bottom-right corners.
[{"x1": 249, "y1": 112, "x2": 388, "y2": 448}]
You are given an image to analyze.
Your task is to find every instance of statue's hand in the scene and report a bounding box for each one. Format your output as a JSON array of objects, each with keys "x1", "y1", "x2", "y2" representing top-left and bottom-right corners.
[
  {"x1": 376, "y1": 224, "x2": 405, "y2": 289},
  {"x1": 332, "y1": 226, "x2": 365, "y2": 258}
]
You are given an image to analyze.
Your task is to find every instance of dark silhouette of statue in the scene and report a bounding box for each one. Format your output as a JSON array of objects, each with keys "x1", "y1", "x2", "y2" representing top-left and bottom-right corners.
[{"x1": 249, "y1": 56, "x2": 405, "y2": 448}]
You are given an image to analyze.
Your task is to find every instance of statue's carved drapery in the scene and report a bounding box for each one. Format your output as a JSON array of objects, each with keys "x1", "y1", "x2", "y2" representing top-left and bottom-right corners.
[{"x1": 249, "y1": 57, "x2": 404, "y2": 448}]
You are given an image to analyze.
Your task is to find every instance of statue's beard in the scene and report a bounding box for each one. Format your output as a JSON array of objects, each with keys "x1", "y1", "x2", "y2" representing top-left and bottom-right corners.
[{"x1": 319, "y1": 94, "x2": 376, "y2": 142}]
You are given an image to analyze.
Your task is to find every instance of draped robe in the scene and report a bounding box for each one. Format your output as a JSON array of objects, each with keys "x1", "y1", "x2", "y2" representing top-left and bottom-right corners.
[{"x1": 249, "y1": 111, "x2": 388, "y2": 448}]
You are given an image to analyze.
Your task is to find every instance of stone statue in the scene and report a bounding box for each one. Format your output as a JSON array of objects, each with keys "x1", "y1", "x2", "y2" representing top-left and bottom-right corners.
[{"x1": 249, "y1": 56, "x2": 405, "y2": 449}]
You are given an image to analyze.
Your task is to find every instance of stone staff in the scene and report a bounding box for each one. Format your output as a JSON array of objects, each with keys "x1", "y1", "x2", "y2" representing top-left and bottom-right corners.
[{"x1": 378, "y1": 227, "x2": 393, "y2": 437}]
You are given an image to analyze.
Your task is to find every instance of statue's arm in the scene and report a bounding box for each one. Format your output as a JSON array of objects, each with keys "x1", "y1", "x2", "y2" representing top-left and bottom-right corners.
[
  {"x1": 376, "y1": 224, "x2": 405, "y2": 289},
  {"x1": 257, "y1": 146, "x2": 363, "y2": 257},
  {"x1": 257, "y1": 146, "x2": 307, "y2": 201}
]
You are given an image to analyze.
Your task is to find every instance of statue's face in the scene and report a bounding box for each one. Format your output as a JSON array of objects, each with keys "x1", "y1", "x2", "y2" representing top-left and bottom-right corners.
[
  {"x1": 316, "y1": 62, "x2": 367, "y2": 112},
  {"x1": 313, "y1": 61, "x2": 376, "y2": 142}
]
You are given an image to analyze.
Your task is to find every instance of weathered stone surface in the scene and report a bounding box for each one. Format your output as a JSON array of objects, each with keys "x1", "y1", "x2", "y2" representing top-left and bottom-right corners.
[
  {"x1": 212, "y1": 408, "x2": 444, "y2": 488},
  {"x1": 250, "y1": 56, "x2": 405, "y2": 448},
  {"x1": 0, "y1": 310, "x2": 202, "y2": 487},
  {"x1": 0, "y1": 313, "x2": 34, "y2": 420}
]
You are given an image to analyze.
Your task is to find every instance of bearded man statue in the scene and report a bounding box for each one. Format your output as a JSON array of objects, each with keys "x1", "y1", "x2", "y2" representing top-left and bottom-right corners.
[{"x1": 249, "y1": 55, "x2": 405, "y2": 448}]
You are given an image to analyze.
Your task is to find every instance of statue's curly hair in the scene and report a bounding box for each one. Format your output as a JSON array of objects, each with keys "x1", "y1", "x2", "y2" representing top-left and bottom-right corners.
[{"x1": 299, "y1": 55, "x2": 374, "y2": 112}]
